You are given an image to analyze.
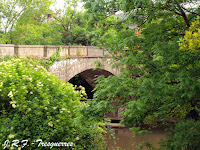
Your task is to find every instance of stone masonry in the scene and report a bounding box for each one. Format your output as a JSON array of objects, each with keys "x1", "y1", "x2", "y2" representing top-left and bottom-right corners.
[{"x1": 0, "y1": 44, "x2": 120, "y2": 84}]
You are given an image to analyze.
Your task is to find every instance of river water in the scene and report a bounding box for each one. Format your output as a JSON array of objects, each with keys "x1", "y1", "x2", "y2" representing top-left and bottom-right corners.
[{"x1": 106, "y1": 126, "x2": 167, "y2": 150}]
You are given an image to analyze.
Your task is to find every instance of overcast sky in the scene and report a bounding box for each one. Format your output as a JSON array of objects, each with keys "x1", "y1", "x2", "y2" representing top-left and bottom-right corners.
[{"x1": 50, "y1": 0, "x2": 84, "y2": 12}]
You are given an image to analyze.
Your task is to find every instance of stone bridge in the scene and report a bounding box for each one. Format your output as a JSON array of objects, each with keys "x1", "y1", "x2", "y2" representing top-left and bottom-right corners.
[
  {"x1": 49, "y1": 57, "x2": 119, "y2": 88},
  {"x1": 0, "y1": 44, "x2": 120, "y2": 87},
  {"x1": 0, "y1": 44, "x2": 121, "y2": 120}
]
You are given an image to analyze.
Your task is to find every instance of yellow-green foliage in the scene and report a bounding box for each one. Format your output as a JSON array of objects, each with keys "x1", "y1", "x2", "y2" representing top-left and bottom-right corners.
[
  {"x1": 179, "y1": 20, "x2": 200, "y2": 53},
  {"x1": 0, "y1": 58, "x2": 106, "y2": 150}
]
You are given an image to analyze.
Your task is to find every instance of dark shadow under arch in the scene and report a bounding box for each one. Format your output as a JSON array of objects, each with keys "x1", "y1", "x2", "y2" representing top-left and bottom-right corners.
[
  {"x1": 68, "y1": 75, "x2": 94, "y2": 99},
  {"x1": 68, "y1": 69, "x2": 114, "y2": 99}
]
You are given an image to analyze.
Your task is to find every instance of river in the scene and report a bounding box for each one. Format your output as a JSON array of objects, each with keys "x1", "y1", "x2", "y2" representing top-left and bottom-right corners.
[{"x1": 106, "y1": 126, "x2": 167, "y2": 150}]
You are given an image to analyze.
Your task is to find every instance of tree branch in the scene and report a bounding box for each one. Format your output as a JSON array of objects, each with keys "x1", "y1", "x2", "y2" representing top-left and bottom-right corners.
[
  {"x1": 175, "y1": 1, "x2": 190, "y2": 28},
  {"x1": 181, "y1": 6, "x2": 200, "y2": 17}
]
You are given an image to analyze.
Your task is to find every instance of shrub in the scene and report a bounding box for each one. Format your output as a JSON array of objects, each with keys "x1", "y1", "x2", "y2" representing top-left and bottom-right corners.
[
  {"x1": 160, "y1": 120, "x2": 200, "y2": 150},
  {"x1": 0, "y1": 59, "x2": 106, "y2": 150}
]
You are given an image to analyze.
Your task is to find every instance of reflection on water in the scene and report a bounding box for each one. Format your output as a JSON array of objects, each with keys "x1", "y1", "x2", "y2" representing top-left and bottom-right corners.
[{"x1": 106, "y1": 127, "x2": 167, "y2": 150}]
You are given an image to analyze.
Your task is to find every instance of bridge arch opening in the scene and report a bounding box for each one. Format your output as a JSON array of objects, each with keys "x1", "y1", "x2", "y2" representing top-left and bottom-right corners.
[{"x1": 68, "y1": 68, "x2": 114, "y2": 99}]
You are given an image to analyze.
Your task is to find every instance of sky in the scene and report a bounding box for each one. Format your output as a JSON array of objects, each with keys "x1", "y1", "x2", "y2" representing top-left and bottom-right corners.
[
  {"x1": 50, "y1": 0, "x2": 65, "y2": 10},
  {"x1": 50, "y1": 0, "x2": 84, "y2": 12}
]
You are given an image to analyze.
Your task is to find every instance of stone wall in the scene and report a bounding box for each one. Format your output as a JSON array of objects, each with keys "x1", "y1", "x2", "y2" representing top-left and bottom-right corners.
[
  {"x1": 15, "y1": 45, "x2": 45, "y2": 58},
  {"x1": 0, "y1": 44, "x2": 15, "y2": 57},
  {"x1": 0, "y1": 44, "x2": 111, "y2": 58},
  {"x1": 49, "y1": 57, "x2": 120, "y2": 83}
]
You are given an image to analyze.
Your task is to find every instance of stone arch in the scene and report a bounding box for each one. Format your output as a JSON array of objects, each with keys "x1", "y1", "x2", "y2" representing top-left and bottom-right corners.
[
  {"x1": 73, "y1": 68, "x2": 114, "y2": 88},
  {"x1": 49, "y1": 57, "x2": 120, "y2": 86},
  {"x1": 49, "y1": 57, "x2": 122, "y2": 120}
]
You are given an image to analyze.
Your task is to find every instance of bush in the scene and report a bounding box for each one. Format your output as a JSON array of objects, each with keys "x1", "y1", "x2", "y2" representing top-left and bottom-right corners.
[
  {"x1": 0, "y1": 59, "x2": 106, "y2": 150},
  {"x1": 160, "y1": 120, "x2": 200, "y2": 150}
]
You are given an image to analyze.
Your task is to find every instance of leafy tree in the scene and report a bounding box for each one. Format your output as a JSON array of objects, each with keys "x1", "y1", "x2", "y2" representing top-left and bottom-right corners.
[
  {"x1": 81, "y1": 0, "x2": 200, "y2": 149},
  {"x1": 0, "y1": 0, "x2": 94, "y2": 46},
  {"x1": 51, "y1": 0, "x2": 92, "y2": 46},
  {"x1": 61, "y1": 7, "x2": 89, "y2": 45},
  {"x1": 0, "y1": 0, "x2": 53, "y2": 43},
  {"x1": 0, "y1": 32, "x2": 10, "y2": 44},
  {"x1": 160, "y1": 119, "x2": 200, "y2": 150},
  {"x1": 179, "y1": 20, "x2": 200, "y2": 53},
  {"x1": 11, "y1": 21, "x2": 64, "y2": 45},
  {"x1": 8, "y1": 1, "x2": 65, "y2": 45}
]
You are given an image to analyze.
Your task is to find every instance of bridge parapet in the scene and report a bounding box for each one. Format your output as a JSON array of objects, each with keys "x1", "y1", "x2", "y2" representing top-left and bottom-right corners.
[
  {"x1": 0, "y1": 44, "x2": 111, "y2": 59},
  {"x1": 0, "y1": 44, "x2": 15, "y2": 57}
]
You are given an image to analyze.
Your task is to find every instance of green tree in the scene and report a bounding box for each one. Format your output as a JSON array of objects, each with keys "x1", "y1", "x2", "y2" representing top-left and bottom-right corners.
[
  {"x1": 8, "y1": 1, "x2": 65, "y2": 45},
  {"x1": 0, "y1": 0, "x2": 53, "y2": 43},
  {"x1": 11, "y1": 21, "x2": 64, "y2": 45},
  {"x1": 179, "y1": 20, "x2": 200, "y2": 53},
  {"x1": 0, "y1": 0, "x2": 94, "y2": 46},
  {"x1": 160, "y1": 119, "x2": 200, "y2": 150},
  {"x1": 61, "y1": 7, "x2": 88, "y2": 45},
  {"x1": 52, "y1": 0, "x2": 92, "y2": 46},
  {"x1": 81, "y1": 0, "x2": 200, "y2": 149}
]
